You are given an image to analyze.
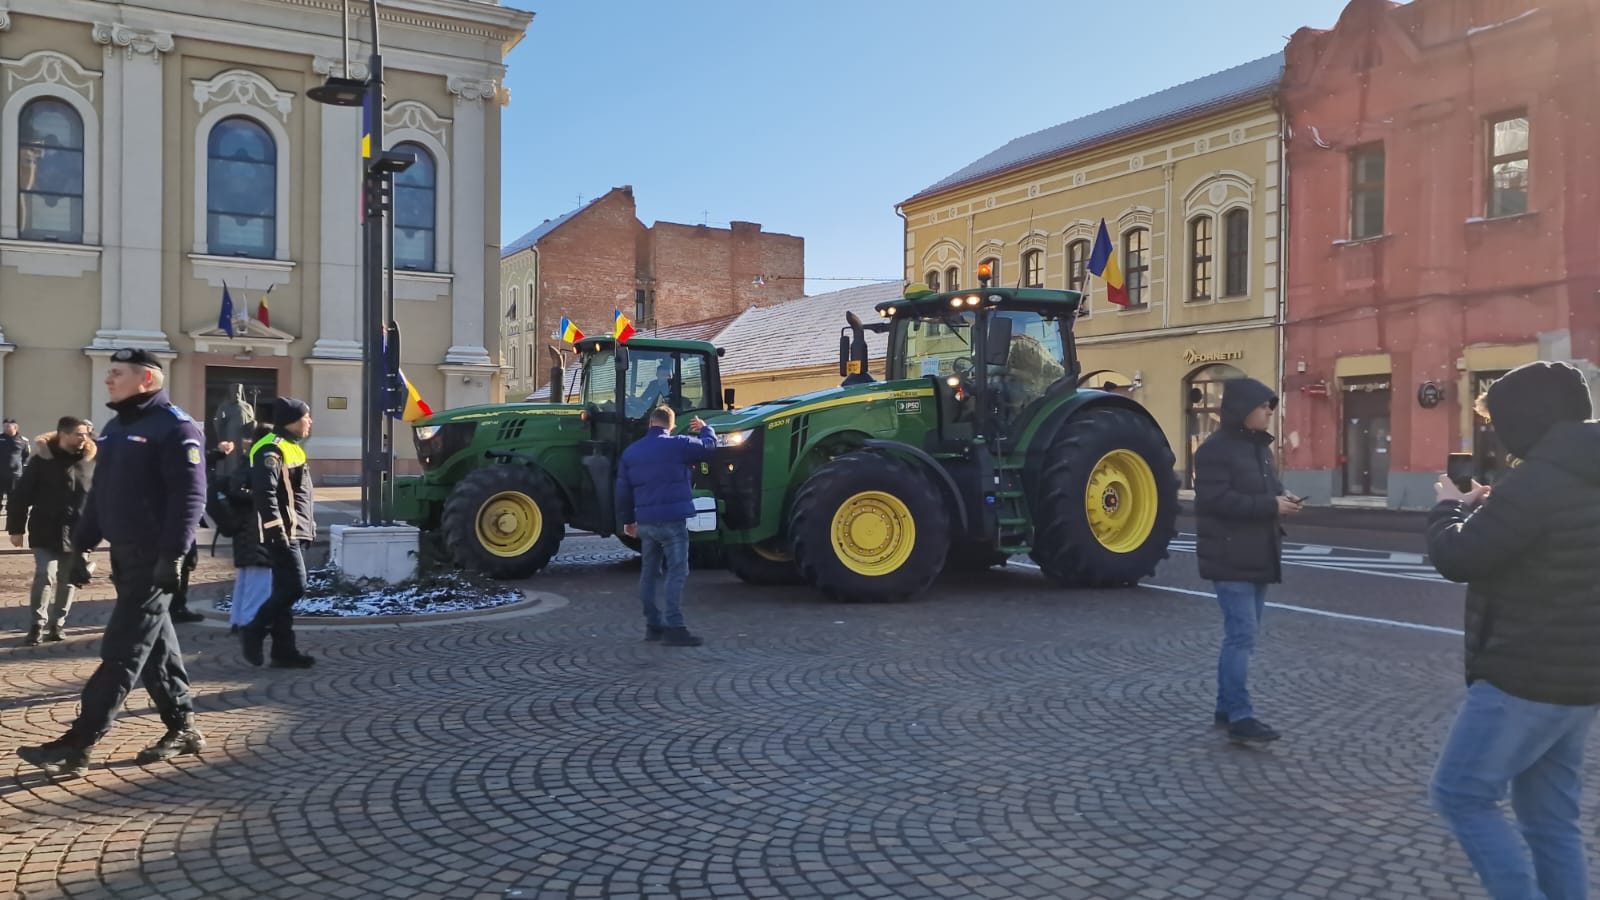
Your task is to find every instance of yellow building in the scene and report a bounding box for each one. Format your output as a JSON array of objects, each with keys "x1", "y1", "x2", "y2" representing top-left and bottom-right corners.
[{"x1": 899, "y1": 54, "x2": 1284, "y2": 486}]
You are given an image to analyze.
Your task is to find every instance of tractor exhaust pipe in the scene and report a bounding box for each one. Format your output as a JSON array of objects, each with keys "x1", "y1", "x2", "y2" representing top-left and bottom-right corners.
[
  {"x1": 545, "y1": 345, "x2": 566, "y2": 402},
  {"x1": 839, "y1": 310, "x2": 871, "y2": 384}
]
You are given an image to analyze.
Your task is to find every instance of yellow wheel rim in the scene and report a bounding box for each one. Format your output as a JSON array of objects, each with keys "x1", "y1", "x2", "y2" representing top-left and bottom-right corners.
[
  {"x1": 1084, "y1": 449, "x2": 1158, "y2": 554},
  {"x1": 831, "y1": 491, "x2": 917, "y2": 576},
  {"x1": 475, "y1": 491, "x2": 543, "y2": 558}
]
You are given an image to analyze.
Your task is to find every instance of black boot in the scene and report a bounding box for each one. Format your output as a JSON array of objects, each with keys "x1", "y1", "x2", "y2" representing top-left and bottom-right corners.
[
  {"x1": 43, "y1": 627, "x2": 64, "y2": 643},
  {"x1": 23, "y1": 627, "x2": 41, "y2": 647},
  {"x1": 170, "y1": 605, "x2": 205, "y2": 624},
  {"x1": 17, "y1": 738, "x2": 90, "y2": 777},
  {"x1": 662, "y1": 627, "x2": 703, "y2": 647},
  {"x1": 240, "y1": 628, "x2": 265, "y2": 667},
  {"x1": 269, "y1": 652, "x2": 315, "y2": 669},
  {"x1": 136, "y1": 716, "x2": 206, "y2": 765},
  {"x1": 645, "y1": 625, "x2": 665, "y2": 642},
  {"x1": 1227, "y1": 718, "x2": 1281, "y2": 745}
]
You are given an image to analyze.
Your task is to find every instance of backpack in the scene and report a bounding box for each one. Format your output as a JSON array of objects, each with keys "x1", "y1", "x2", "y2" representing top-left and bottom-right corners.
[{"x1": 205, "y1": 466, "x2": 253, "y2": 538}]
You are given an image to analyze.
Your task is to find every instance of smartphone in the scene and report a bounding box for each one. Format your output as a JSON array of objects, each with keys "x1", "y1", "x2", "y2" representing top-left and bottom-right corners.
[{"x1": 1447, "y1": 453, "x2": 1476, "y2": 492}]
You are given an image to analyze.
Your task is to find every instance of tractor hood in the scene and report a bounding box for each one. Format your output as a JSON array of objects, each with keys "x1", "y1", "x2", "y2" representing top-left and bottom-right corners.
[
  {"x1": 417, "y1": 401, "x2": 582, "y2": 427},
  {"x1": 701, "y1": 379, "x2": 932, "y2": 437}
]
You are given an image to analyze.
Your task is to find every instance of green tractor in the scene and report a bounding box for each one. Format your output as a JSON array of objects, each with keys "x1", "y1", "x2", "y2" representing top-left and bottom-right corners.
[
  {"x1": 699, "y1": 279, "x2": 1179, "y2": 602},
  {"x1": 391, "y1": 337, "x2": 730, "y2": 577}
]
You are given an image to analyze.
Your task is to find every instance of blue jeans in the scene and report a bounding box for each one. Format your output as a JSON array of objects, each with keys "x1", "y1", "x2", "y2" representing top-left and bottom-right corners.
[
  {"x1": 1214, "y1": 581, "x2": 1268, "y2": 723},
  {"x1": 637, "y1": 520, "x2": 689, "y2": 629},
  {"x1": 1431, "y1": 680, "x2": 1597, "y2": 900}
]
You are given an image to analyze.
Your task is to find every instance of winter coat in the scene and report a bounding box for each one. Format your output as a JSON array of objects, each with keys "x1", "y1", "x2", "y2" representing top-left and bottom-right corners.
[
  {"x1": 6, "y1": 432, "x2": 96, "y2": 552},
  {"x1": 249, "y1": 431, "x2": 314, "y2": 545},
  {"x1": 1194, "y1": 378, "x2": 1284, "y2": 584},
  {"x1": 0, "y1": 431, "x2": 27, "y2": 489},
  {"x1": 616, "y1": 425, "x2": 716, "y2": 525},
  {"x1": 1427, "y1": 420, "x2": 1600, "y2": 707},
  {"x1": 73, "y1": 389, "x2": 207, "y2": 560}
]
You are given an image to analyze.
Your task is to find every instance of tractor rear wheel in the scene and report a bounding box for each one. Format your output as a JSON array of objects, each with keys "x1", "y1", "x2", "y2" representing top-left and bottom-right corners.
[
  {"x1": 442, "y1": 466, "x2": 566, "y2": 579},
  {"x1": 725, "y1": 542, "x2": 805, "y2": 586},
  {"x1": 1028, "y1": 406, "x2": 1178, "y2": 587},
  {"x1": 790, "y1": 452, "x2": 950, "y2": 602}
]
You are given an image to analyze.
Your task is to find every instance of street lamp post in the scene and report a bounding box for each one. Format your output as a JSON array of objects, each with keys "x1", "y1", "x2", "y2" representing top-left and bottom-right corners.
[{"x1": 309, "y1": 0, "x2": 411, "y2": 527}]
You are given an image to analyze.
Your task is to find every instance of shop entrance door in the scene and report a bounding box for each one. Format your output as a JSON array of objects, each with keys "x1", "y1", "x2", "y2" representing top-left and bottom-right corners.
[
  {"x1": 1341, "y1": 377, "x2": 1391, "y2": 496},
  {"x1": 1183, "y1": 363, "x2": 1246, "y2": 488}
]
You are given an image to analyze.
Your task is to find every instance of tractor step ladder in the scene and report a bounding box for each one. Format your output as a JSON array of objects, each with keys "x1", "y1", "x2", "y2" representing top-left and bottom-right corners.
[{"x1": 993, "y1": 457, "x2": 1032, "y2": 551}]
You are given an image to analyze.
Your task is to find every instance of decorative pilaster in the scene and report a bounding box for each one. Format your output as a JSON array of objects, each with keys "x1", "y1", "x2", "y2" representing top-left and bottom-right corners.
[{"x1": 442, "y1": 76, "x2": 495, "y2": 367}]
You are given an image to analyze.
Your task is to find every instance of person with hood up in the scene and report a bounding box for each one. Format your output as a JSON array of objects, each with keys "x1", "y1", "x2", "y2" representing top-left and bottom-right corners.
[
  {"x1": 239, "y1": 397, "x2": 315, "y2": 668},
  {"x1": 1193, "y1": 377, "x2": 1301, "y2": 745},
  {"x1": 1427, "y1": 361, "x2": 1600, "y2": 900},
  {"x1": 0, "y1": 417, "x2": 28, "y2": 516},
  {"x1": 7, "y1": 416, "x2": 96, "y2": 644}
]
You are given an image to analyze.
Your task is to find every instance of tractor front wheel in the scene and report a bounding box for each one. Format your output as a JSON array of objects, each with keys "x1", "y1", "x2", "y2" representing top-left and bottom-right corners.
[
  {"x1": 790, "y1": 452, "x2": 950, "y2": 602},
  {"x1": 1028, "y1": 406, "x2": 1178, "y2": 587},
  {"x1": 442, "y1": 466, "x2": 566, "y2": 579},
  {"x1": 725, "y1": 542, "x2": 805, "y2": 586}
]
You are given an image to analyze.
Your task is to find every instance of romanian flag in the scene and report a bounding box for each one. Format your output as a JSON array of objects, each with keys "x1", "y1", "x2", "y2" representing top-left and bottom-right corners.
[
  {"x1": 1086, "y1": 219, "x2": 1128, "y2": 307},
  {"x1": 559, "y1": 317, "x2": 584, "y2": 343},
  {"x1": 398, "y1": 369, "x2": 433, "y2": 423},
  {"x1": 613, "y1": 309, "x2": 636, "y2": 344},
  {"x1": 256, "y1": 291, "x2": 271, "y2": 327}
]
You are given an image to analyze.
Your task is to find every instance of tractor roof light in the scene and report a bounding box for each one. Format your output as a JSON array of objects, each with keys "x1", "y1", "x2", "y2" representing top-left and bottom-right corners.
[
  {"x1": 945, "y1": 375, "x2": 961, "y2": 388},
  {"x1": 965, "y1": 295, "x2": 980, "y2": 306},
  {"x1": 887, "y1": 306, "x2": 897, "y2": 316},
  {"x1": 977, "y1": 262, "x2": 993, "y2": 283},
  {"x1": 949, "y1": 297, "x2": 962, "y2": 308}
]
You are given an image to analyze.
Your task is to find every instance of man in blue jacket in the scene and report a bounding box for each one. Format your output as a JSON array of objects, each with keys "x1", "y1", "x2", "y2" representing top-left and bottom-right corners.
[
  {"x1": 15, "y1": 349, "x2": 208, "y2": 777},
  {"x1": 616, "y1": 406, "x2": 715, "y2": 647}
]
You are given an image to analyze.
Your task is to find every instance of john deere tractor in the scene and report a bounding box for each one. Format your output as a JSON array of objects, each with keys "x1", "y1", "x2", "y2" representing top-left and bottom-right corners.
[
  {"x1": 391, "y1": 338, "x2": 729, "y2": 577},
  {"x1": 698, "y1": 278, "x2": 1179, "y2": 602}
]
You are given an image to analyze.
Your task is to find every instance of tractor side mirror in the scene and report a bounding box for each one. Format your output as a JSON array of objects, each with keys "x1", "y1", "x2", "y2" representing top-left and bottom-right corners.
[
  {"x1": 723, "y1": 387, "x2": 736, "y2": 411},
  {"x1": 614, "y1": 344, "x2": 630, "y2": 373},
  {"x1": 985, "y1": 316, "x2": 1014, "y2": 367}
]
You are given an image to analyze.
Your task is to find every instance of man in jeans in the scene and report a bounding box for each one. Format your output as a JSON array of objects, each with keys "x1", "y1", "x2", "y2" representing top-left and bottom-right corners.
[
  {"x1": 1427, "y1": 361, "x2": 1600, "y2": 900},
  {"x1": 7, "y1": 416, "x2": 96, "y2": 644},
  {"x1": 1193, "y1": 377, "x2": 1301, "y2": 745},
  {"x1": 616, "y1": 406, "x2": 714, "y2": 647}
]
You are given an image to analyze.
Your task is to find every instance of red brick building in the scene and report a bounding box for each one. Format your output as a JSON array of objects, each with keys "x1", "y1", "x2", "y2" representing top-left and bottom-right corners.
[
  {"x1": 499, "y1": 187, "x2": 804, "y2": 397},
  {"x1": 1280, "y1": 0, "x2": 1600, "y2": 509}
]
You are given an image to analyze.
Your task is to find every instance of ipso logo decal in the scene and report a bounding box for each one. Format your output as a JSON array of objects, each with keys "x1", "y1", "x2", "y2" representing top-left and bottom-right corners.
[{"x1": 895, "y1": 399, "x2": 922, "y2": 415}]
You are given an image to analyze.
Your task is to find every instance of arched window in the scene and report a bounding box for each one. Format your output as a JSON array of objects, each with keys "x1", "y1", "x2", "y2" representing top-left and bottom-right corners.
[
  {"x1": 924, "y1": 269, "x2": 940, "y2": 291},
  {"x1": 1123, "y1": 228, "x2": 1149, "y2": 307},
  {"x1": 1189, "y1": 216, "x2": 1213, "y2": 301},
  {"x1": 1223, "y1": 208, "x2": 1249, "y2": 297},
  {"x1": 1022, "y1": 249, "x2": 1043, "y2": 288},
  {"x1": 18, "y1": 98, "x2": 85, "y2": 244},
  {"x1": 1184, "y1": 363, "x2": 1247, "y2": 487},
  {"x1": 945, "y1": 266, "x2": 959, "y2": 291},
  {"x1": 393, "y1": 142, "x2": 436, "y2": 270},
  {"x1": 207, "y1": 116, "x2": 276, "y2": 258},
  {"x1": 508, "y1": 285, "x2": 518, "y2": 320},
  {"x1": 1066, "y1": 239, "x2": 1090, "y2": 293}
]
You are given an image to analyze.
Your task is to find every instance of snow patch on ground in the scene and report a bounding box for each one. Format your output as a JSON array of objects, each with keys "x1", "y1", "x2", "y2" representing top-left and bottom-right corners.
[{"x1": 215, "y1": 568, "x2": 525, "y2": 618}]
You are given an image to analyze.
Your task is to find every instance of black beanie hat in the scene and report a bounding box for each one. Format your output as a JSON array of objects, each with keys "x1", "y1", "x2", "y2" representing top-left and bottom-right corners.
[
  {"x1": 272, "y1": 397, "x2": 311, "y2": 430},
  {"x1": 1483, "y1": 361, "x2": 1593, "y2": 458}
]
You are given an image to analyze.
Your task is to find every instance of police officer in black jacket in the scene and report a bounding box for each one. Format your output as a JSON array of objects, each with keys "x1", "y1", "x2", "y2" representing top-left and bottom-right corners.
[{"x1": 15, "y1": 349, "x2": 208, "y2": 777}]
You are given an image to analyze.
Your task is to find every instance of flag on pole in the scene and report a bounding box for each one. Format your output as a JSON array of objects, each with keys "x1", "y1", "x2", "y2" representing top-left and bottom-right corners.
[
  {"x1": 613, "y1": 309, "x2": 636, "y2": 344},
  {"x1": 398, "y1": 371, "x2": 433, "y2": 423},
  {"x1": 559, "y1": 317, "x2": 584, "y2": 343},
  {"x1": 1086, "y1": 219, "x2": 1128, "y2": 307},
  {"x1": 256, "y1": 287, "x2": 272, "y2": 327},
  {"x1": 382, "y1": 324, "x2": 434, "y2": 423},
  {"x1": 219, "y1": 283, "x2": 236, "y2": 338}
]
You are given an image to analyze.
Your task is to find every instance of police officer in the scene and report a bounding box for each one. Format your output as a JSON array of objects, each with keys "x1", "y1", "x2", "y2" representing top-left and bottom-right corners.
[
  {"x1": 240, "y1": 397, "x2": 315, "y2": 668},
  {"x1": 15, "y1": 349, "x2": 207, "y2": 777}
]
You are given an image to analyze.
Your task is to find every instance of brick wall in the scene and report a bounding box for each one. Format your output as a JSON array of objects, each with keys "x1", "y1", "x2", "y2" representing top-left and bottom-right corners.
[{"x1": 647, "y1": 221, "x2": 804, "y2": 325}]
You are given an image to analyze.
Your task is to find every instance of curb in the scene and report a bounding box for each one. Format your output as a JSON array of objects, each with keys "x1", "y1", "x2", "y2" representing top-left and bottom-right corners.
[{"x1": 191, "y1": 586, "x2": 570, "y2": 630}]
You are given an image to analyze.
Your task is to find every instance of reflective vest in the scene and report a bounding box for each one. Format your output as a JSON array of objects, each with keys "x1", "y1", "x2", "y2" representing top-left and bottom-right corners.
[{"x1": 249, "y1": 433, "x2": 307, "y2": 468}]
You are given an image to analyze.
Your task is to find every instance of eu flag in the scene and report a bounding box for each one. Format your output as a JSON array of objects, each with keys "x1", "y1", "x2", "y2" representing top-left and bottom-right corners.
[{"x1": 219, "y1": 284, "x2": 235, "y2": 337}]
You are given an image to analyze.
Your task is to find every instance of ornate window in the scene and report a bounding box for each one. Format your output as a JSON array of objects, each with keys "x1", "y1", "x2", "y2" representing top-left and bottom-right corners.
[
  {"x1": 1223, "y1": 209, "x2": 1249, "y2": 297},
  {"x1": 1022, "y1": 249, "x2": 1043, "y2": 288},
  {"x1": 945, "y1": 266, "x2": 959, "y2": 291},
  {"x1": 17, "y1": 98, "x2": 85, "y2": 243},
  {"x1": 1123, "y1": 228, "x2": 1149, "y2": 307},
  {"x1": 1066, "y1": 239, "x2": 1090, "y2": 294},
  {"x1": 1487, "y1": 112, "x2": 1529, "y2": 218},
  {"x1": 206, "y1": 116, "x2": 276, "y2": 258},
  {"x1": 924, "y1": 269, "x2": 940, "y2": 291},
  {"x1": 392, "y1": 141, "x2": 436, "y2": 270},
  {"x1": 1188, "y1": 216, "x2": 1213, "y2": 301}
]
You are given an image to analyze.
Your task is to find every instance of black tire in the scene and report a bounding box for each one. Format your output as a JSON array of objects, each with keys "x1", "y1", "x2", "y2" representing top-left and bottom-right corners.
[
  {"x1": 441, "y1": 466, "x2": 566, "y2": 579},
  {"x1": 944, "y1": 544, "x2": 1012, "y2": 573},
  {"x1": 725, "y1": 542, "x2": 805, "y2": 586},
  {"x1": 789, "y1": 452, "x2": 951, "y2": 602},
  {"x1": 1028, "y1": 405, "x2": 1179, "y2": 587}
]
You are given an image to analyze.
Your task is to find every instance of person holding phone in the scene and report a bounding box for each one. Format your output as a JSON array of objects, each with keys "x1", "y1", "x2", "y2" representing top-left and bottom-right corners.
[
  {"x1": 1194, "y1": 377, "x2": 1301, "y2": 745},
  {"x1": 1426, "y1": 361, "x2": 1600, "y2": 900}
]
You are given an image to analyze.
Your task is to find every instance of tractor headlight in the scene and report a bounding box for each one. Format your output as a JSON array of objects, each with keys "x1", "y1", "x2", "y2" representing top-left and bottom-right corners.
[
  {"x1": 716, "y1": 429, "x2": 755, "y2": 448},
  {"x1": 414, "y1": 425, "x2": 440, "y2": 441}
]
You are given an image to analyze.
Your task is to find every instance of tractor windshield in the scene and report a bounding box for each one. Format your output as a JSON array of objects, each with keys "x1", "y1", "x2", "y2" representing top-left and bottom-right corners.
[
  {"x1": 989, "y1": 308, "x2": 1071, "y2": 423},
  {"x1": 582, "y1": 348, "x2": 712, "y2": 420},
  {"x1": 891, "y1": 311, "x2": 975, "y2": 380}
]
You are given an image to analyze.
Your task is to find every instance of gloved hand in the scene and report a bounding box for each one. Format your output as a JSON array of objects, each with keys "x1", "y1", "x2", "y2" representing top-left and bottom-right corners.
[{"x1": 152, "y1": 557, "x2": 185, "y2": 594}]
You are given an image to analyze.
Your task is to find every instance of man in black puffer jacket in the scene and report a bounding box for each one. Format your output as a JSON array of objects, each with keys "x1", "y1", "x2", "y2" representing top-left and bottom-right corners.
[
  {"x1": 1194, "y1": 377, "x2": 1302, "y2": 745},
  {"x1": 1427, "y1": 361, "x2": 1600, "y2": 900},
  {"x1": 7, "y1": 417, "x2": 96, "y2": 644}
]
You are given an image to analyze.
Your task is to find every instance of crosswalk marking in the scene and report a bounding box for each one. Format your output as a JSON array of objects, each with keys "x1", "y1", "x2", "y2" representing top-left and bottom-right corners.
[{"x1": 1164, "y1": 537, "x2": 1449, "y2": 583}]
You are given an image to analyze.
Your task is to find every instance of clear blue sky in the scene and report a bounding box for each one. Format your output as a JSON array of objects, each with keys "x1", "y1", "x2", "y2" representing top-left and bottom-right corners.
[{"x1": 500, "y1": 0, "x2": 1353, "y2": 296}]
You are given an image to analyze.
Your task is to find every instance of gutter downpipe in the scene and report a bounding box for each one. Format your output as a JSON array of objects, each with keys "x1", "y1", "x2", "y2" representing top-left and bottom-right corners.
[{"x1": 1273, "y1": 91, "x2": 1291, "y2": 480}]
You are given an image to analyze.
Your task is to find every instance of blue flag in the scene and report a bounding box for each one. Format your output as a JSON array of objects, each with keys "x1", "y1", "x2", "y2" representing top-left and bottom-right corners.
[{"x1": 219, "y1": 284, "x2": 235, "y2": 338}]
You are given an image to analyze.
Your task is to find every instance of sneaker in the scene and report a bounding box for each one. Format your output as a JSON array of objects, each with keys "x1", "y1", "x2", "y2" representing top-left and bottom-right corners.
[
  {"x1": 1227, "y1": 718, "x2": 1281, "y2": 745},
  {"x1": 662, "y1": 627, "x2": 703, "y2": 648},
  {"x1": 645, "y1": 625, "x2": 665, "y2": 642},
  {"x1": 269, "y1": 652, "x2": 315, "y2": 669},
  {"x1": 135, "y1": 727, "x2": 206, "y2": 765},
  {"x1": 23, "y1": 629, "x2": 41, "y2": 647},
  {"x1": 171, "y1": 609, "x2": 206, "y2": 625},
  {"x1": 44, "y1": 628, "x2": 64, "y2": 643},
  {"x1": 1213, "y1": 712, "x2": 1230, "y2": 729},
  {"x1": 17, "y1": 739, "x2": 90, "y2": 777},
  {"x1": 240, "y1": 630, "x2": 265, "y2": 667}
]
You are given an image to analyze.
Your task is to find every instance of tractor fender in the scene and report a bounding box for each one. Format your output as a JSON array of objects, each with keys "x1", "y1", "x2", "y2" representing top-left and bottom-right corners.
[
  {"x1": 862, "y1": 439, "x2": 971, "y2": 535},
  {"x1": 481, "y1": 449, "x2": 578, "y2": 516},
  {"x1": 1020, "y1": 390, "x2": 1166, "y2": 491}
]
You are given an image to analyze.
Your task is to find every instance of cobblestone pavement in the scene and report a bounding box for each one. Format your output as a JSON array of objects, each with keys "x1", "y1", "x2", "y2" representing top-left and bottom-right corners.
[{"x1": 1, "y1": 538, "x2": 1596, "y2": 899}]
